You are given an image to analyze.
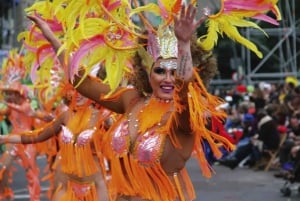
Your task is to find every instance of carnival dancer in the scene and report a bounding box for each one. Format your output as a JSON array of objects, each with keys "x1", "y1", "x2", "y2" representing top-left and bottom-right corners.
[
  {"x1": 27, "y1": 3, "x2": 232, "y2": 201},
  {"x1": 0, "y1": 83, "x2": 112, "y2": 201},
  {"x1": 30, "y1": 99, "x2": 60, "y2": 200},
  {"x1": 0, "y1": 49, "x2": 54, "y2": 201},
  {"x1": 25, "y1": 0, "x2": 280, "y2": 200}
]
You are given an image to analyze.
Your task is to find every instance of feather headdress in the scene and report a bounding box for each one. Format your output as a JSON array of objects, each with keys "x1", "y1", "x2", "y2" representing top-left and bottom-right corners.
[
  {"x1": 0, "y1": 49, "x2": 29, "y2": 97},
  {"x1": 0, "y1": 49, "x2": 25, "y2": 84}
]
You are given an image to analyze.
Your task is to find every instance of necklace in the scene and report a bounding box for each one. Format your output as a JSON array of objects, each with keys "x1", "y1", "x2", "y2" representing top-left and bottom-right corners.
[{"x1": 151, "y1": 95, "x2": 173, "y2": 103}]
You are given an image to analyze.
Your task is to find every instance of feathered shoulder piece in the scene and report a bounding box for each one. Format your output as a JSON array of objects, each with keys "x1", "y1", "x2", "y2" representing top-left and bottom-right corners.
[
  {"x1": 49, "y1": 0, "x2": 143, "y2": 94},
  {"x1": 18, "y1": 0, "x2": 65, "y2": 104},
  {"x1": 198, "y1": 0, "x2": 281, "y2": 58}
]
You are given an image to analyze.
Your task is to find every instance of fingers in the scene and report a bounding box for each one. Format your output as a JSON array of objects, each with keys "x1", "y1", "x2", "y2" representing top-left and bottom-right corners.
[
  {"x1": 179, "y1": 4, "x2": 193, "y2": 21},
  {"x1": 177, "y1": 4, "x2": 199, "y2": 24},
  {"x1": 186, "y1": 4, "x2": 194, "y2": 19},
  {"x1": 195, "y1": 15, "x2": 207, "y2": 27},
  {"x1": 0, "y1": 135, "x2": 5, "y2": 144},
  {"x1": 190, "y1": 6, "x2": 197, "y2": 20},
  {"x1": 173, "y1": 13, "x2": 178, "y2": 25},
  {"x1": 26, "y1": 12, "x2": 45, "y2": 27},
  {"x1": 180, "y1": 4, "x2": 186, "y2": 19},
  {"x1": 27, "y1": 15, "x2": 40, "y2": 24}
]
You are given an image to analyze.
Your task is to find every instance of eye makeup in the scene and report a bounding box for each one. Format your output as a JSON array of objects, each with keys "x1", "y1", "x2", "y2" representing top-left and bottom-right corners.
[
  {"x1": 153, "y1": 67, "x2": 176, "y2": 76},
  {"x1": 153, "y1": 67, "x2": 166, "y2": 74}
]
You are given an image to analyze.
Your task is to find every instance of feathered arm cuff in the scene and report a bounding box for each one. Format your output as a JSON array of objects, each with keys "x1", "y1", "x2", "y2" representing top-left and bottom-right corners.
[{"x1": 166, "y1": 69, "x2": 235, "y2": 178}]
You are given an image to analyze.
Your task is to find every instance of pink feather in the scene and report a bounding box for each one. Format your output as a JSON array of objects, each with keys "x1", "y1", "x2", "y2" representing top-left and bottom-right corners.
[
  {"x1": 157, "y1": 0, "x2": 169, "y2": 20},
  {"x1": 70, "y1": 35, "x2": 105, "y2": 81},
  {"x1": 106, "y1": 0, "x2": 121, "y2": 12},
  {"x1": 252, "y1": 14, "x2": 279, "y2": 25}
]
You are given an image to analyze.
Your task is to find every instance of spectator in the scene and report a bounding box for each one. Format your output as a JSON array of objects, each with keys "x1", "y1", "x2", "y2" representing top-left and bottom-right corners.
[
  {"x1": 219, "y1": 110, "x2": 280, "y2": 169},
  {"x1": 250, "y1": 86, "x2": 266, "y2": 113},
  {"x1": 219, "y1": 113, "x2": 257, "y2": 169},
  {"x1": 274, "y1": 111, "x2": 300, "y2": 177}
]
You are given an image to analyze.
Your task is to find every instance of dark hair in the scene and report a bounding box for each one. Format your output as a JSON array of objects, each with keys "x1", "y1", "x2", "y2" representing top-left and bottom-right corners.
[
  {"x1": 131, "y1": 52, "x2": 153, "y2": 96},
  {"x1": 294, "y1": 85, "x2": 300, "y2": 94},
  {"x1": 190, "y1": 35, "x2": 218, "y2": 87}
]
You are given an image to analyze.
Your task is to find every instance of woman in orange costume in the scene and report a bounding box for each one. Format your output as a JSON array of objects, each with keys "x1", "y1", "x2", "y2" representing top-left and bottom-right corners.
[
  {"x1": 0, "y1": 83, "x2": 53, "y2": 201},
  {"x1": 0, "y1": 50, "x2": 54, "y2": 201},
  {"x1": 25, "y1": 0, "x2": 281, "y2": 199},
  {"x1": 0, "y1": 83, "x2": 112, "y2": 201},
  {"x1": 28, "y1": 3, "x2": 235, "y2": 200}
]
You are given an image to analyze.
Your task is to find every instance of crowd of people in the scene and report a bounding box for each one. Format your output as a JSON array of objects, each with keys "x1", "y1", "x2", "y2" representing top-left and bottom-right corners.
[
  {"x1": 0, "y1": 0, "x2": 282, "y2": 201},
  {"x1": 215, "y1": 77, "x2": 300, "y2": 178}
]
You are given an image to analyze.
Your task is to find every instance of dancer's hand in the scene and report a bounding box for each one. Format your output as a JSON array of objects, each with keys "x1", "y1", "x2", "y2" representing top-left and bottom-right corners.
[
  {"x1": 27, "y1": 15, "x2": 53, "y2": 41},
  {"x1": 173, "y1": 4, "x2": 206, "y2": 81},
  {"x1": 27, "y1": 15, "x2": 62, "y2": 52},
  {"x1": 174, "y1": 4, "x2": 206, "y2": 42},
  {"x1": 0, "y1": 135, "x2": 7, "y2": 144}
]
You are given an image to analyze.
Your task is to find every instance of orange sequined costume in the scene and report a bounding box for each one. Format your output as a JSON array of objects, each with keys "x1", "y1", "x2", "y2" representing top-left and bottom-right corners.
[
  {"x1": 19, "y1": 0, "x2": 281, "y2": 200},
  {"x1": 17, "y1": 93, "x2": 113, "y2": 201},
  {"x1": 0, "y1": 97, "x2": 42, "y2": 201},
  {"x1": 100, "y1": 74, "x2": 234, "y2": 201}
]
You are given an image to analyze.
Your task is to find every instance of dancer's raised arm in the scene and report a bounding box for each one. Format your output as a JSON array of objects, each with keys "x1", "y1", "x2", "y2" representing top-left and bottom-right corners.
[
  {"x1": 27, "y1": 15, "x2": 138, "y2": 114},
  {"x1": 0, "y1": 111, "x2": 66, "y2": 145}
]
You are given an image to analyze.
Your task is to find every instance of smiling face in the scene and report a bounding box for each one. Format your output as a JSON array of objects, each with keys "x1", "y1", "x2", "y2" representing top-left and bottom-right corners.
[{"x1": 149, "y1": 58, "x2": 177, "y2": 100}]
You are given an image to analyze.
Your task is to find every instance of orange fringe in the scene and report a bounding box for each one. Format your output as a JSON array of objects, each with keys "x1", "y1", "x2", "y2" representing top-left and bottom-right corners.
[
  {"x1": 109, "y1": 154, "x2": 180, "y2": 201},
  {"x1": 190, "y1": 71, "x2": 234, "y2": 177},
  {"x1": 168, "y1": 69, "x2": 235, "y2": 178},
  {"x1": 180, "y1": 168, "x2": 195, "y2": 200},
  {"x1": 41, "y1": 171, "x2": 55, "y2": 200},
  {"x1": 52, "y1": 183, "x2": 63, "y2": 200},
  {"x1": 173, "y1": 173, "x2": 185, "y2": 201},
  {"x1": 109, "y1": 156, "x2": 135, "y2": 196},
  {"x1": 91, "y1": 125, "x2": 108, "y2": 177},
  {"x1": 137, "y1": 98, "x2": 172, "y2": 133},
  {"x1": 13, "y1": 145, "x2": 30, "y2": 169},
  {"x1": 59, "y1": 105, "x2": 101, "y2": 176},
  {"x1": 0, "y1": 188, "x2": 14, "y2": 199},
  {"x1": 60, "y1": 141, "x2": 98, "y2": 177},
  {"x1": 0, "y1": 166, "x2": 5, "y2": 180}
]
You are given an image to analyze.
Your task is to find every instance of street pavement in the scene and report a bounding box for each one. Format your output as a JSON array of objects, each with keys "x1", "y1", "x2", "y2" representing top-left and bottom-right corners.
[
  {"x1": 7, "y1": 156, "x2": 300, "y2": 201},
  {"x1": 187, "y1": 158, "x2": 297, "y2": 201}
]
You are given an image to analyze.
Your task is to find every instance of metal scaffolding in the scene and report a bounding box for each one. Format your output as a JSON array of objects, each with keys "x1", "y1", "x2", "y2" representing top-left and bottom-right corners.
[
  {"x1": 211, "y1": 0, "x2": 299, "y2": 87},
  {"x1": 243, "y1": 0, "x2": 299, "y2": 84}
]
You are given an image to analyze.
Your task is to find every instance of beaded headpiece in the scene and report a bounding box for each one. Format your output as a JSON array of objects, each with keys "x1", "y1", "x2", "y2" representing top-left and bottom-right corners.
[{"x1": 147, "y1": 25, "x2": 178, "y2": 61}]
